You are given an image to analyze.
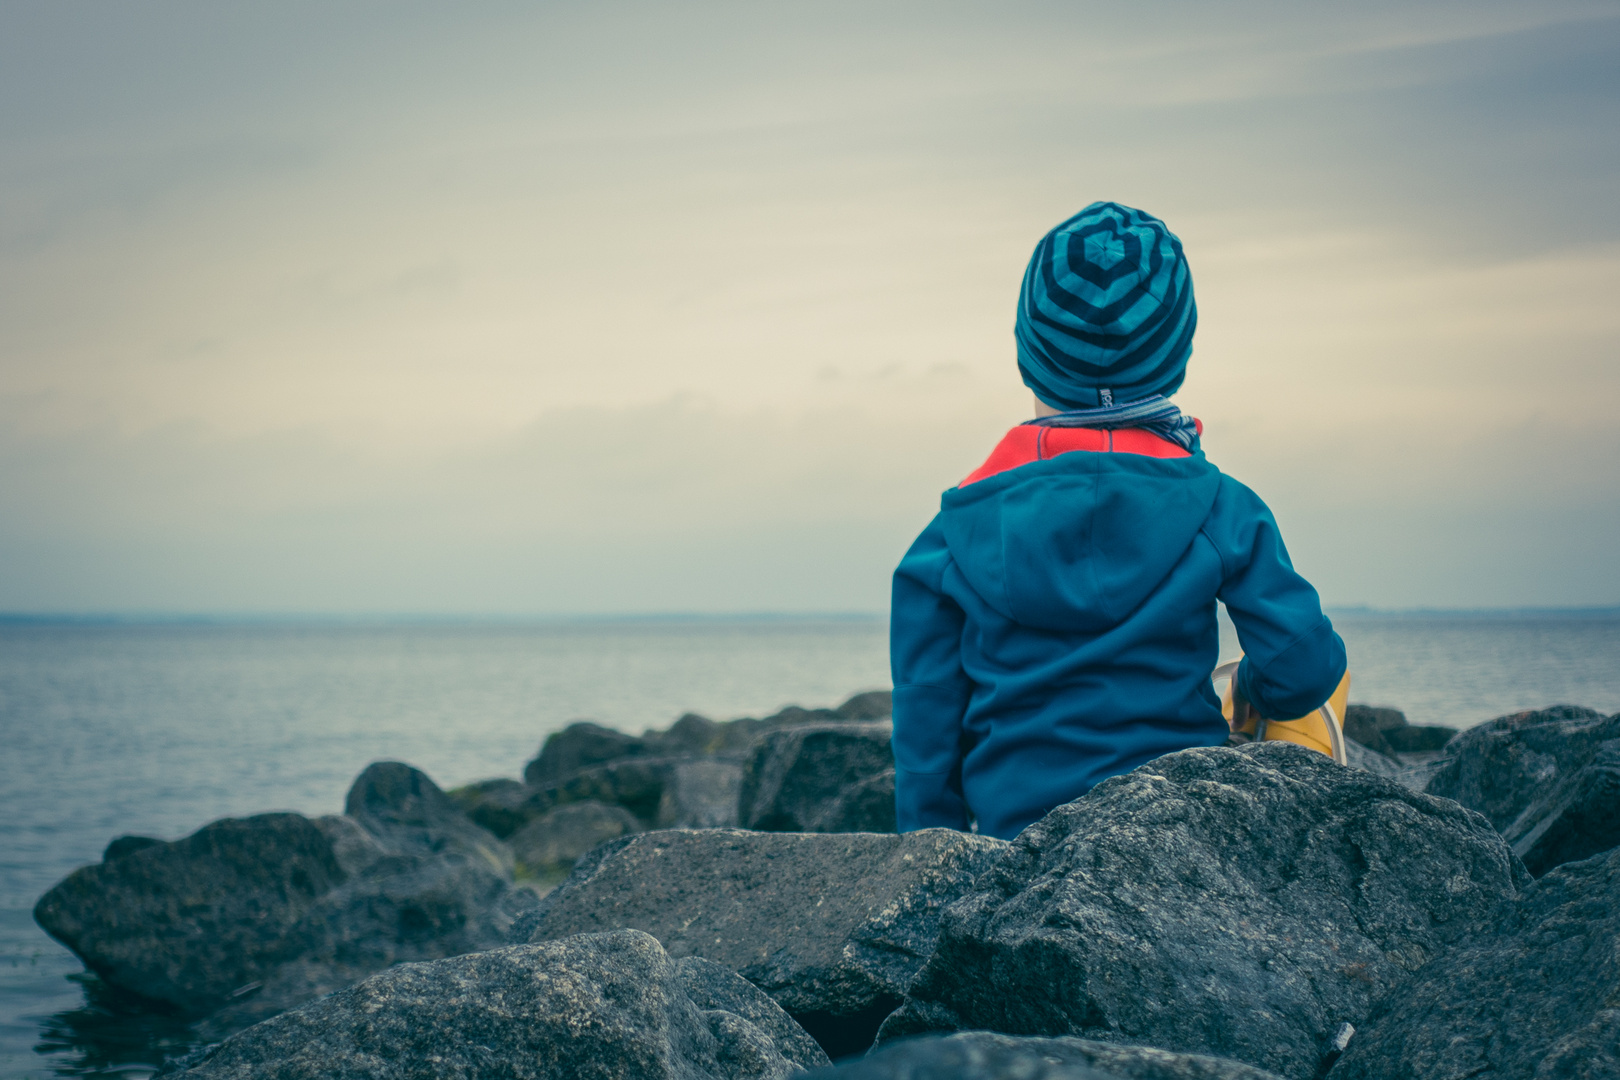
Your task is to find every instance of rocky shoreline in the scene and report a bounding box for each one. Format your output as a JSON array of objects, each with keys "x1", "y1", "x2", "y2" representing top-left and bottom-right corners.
[{"x1": 33, "y1": 693, "x2": 1620, "y2": 1079}]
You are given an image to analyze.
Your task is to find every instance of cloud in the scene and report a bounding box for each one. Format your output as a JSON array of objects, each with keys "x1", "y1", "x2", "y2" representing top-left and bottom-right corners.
[{"x1": 0, "y1": 0, "x2": 1616, "y2": 612}]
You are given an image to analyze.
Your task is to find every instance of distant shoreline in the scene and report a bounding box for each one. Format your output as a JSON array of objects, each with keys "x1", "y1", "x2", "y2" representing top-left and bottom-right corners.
[{"x1": 3, "y1": 606, "x2": 1620, "y2": 628}]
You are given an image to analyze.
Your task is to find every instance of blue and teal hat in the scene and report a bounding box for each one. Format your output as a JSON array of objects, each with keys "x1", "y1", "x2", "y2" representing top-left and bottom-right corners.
[{"x1": 1015, "y1": 202, "x2": 1197, "y2": 409}]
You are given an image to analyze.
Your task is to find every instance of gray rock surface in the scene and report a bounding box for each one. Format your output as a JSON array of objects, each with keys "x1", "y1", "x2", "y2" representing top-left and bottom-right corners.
[
  {"x1": 514, "y1": 827, "x2": 1007, "y2": 1058},
  {"x1": 162, "y1": 930, "x2": 829, "y2": 1080},
  {"x1": 1341, "y1": 705, "x2": 1407, "y2": 758},
  {"x1": 885, "y1": 742, "x2": 1526, "y2": 1080},
  {"x1": 1331, "y1": 844, "x2": 1620, "y2": 1080},
  {"x1": 1425, "y1": 704, "x2": 1620, "y2": 875},
  {"x1": 445, "y1": 777, "x2": 532, "y2": 838},
  {"x1": 506, "y1": 693, "x2": 896, "y2": 833},
  {"x1": 34, "y1": 813, "x2": 349, "y2": 1015},
  {"x1": 677, "y1": 956, "x2": 831, "y2": 1073},
  {"x1": 658, "y1": 759, "x2": 746, "y2": 828},
  {"x1": 344, "y1": 761, "x2": 514, "y2": 876},
  {"x1": 740, "y1": 723, "x2": 896, "y2": 833},
  {"x1": 508, "y1": 800, "x2": 641, "y2": 882},
  {"x1": 36, "y1": 761, "x2": 536, "y2": 1034},
  {"x1": 808, "y1": 1032, "x2": 1286, "y2": 1080}
]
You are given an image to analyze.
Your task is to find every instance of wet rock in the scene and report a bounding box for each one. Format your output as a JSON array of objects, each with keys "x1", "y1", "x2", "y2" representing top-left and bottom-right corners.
[
  {"x1": 887, "y1": 742, "x2": 1525, "y2": 1080},
  {"x1": 444, "y1": 777, "x2": 531, "y2": 839},
  {"x1": 1424, "y1": 705, "x2": 1620, "y2": 875},
  {"x1": 657, "y1": 759, "x2": 746, "y2": 828},
  {"x1": 740, "y1": 722, "x2": 896, "y2": 833},
  {"x1": 34, "y1": 813, "x2": 348, "y2": 1015},
  {"x1": 507, "y1": 800, "x2": 641, "y2": 882},
  {"x1": 514, "y1": 827, "x2": 1007, "y2": 1060},
  {"x1": 162, "y1": 929, "x2": 828, "y2": 1080},
  {"x1": 344, "y1": 761, "x2": 514, "y2": 877},
  {"x1": 1332, "y1": 844, "x2": 1620, "y2": 1080},
  {"x1": 808, "y1": 1032, "x2": 1285, "y2": 1080}
]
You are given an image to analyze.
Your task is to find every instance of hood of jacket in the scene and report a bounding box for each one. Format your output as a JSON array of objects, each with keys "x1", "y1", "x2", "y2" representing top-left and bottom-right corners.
[{"x1": 938, "y1": 449, "x2": 1222, "y2": 633}]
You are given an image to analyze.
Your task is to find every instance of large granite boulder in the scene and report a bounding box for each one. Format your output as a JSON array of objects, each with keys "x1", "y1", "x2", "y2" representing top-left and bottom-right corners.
[
  {"x1": 740, "y1": 723, "x2": 896, "y2": 833},
  {"x1": 36, "y1": 761, "x2": 534, "y2": 1033},
  {"x1": 160, "y1": 929, "x2": 830, "y2": 1080},
  {"x1": 34, "y1": 813, "x2": 349, "y2": 1015},
  {"x1": 1332, "y1": 843, "x2": 1620, "y2": 1079},
  {"x1": 507, "y1": 800, "x2": 641, "y2": 883},
  {"x1": 884, "y1": 742, "x2": 1526, "y2": 1080},
  {"x1": 344, "y1": 761, "x2": 514, "y2": 876},
  {"x1": 808, "y1": 1032, "x2": 1286, "y2": 1080},
  {"x1": 1424, "y1": 704, "x2": 1620, "y2": 875},
  {"x1": 514, "y1": 827, "x2": 1007, "y2": 1058}
]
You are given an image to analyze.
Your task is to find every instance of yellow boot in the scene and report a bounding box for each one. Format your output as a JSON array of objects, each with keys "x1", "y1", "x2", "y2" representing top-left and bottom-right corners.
[{"x1": 1214, "y1": 659, "x2": 1350, "y2": 765}]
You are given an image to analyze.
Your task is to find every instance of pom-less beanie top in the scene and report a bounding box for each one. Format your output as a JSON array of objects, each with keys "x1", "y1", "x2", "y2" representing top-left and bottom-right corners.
[{"x1": 1015, "y1": 202, "x2": 1197, "y2": 410}]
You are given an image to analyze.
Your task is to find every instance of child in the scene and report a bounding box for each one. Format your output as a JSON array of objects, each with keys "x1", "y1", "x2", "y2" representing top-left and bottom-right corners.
[{"x1": 890, "y1": 202, "x2": 1347, "y2": 841}]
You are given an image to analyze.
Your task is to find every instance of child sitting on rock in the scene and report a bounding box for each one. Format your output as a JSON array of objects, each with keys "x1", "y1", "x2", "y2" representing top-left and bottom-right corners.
[{"x1": 890, "y1": 202, "x2": 1347, "y2": 841}]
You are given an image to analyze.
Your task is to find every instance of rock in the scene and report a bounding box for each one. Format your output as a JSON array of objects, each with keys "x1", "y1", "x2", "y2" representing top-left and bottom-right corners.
[
  {"x1": 444, "y1": 777, "x2": 532, "y2": 838},
  {"x1": 102, "y1": 835, "x2": 164, "y2": 861},
  {"x1": 37, "y1": 762, "x2": 536, "y2": 1033},
  {"x1": 677, "y1": 956, "x2": 831, "y2": 1073},
  {"x1": 34, "y1": 813, "x2": 349, "y2": 1015},
  {"x1": 807, "y1": 1032, "x2": 1286, "y2": 1079},
  {"x1": 161, "y1": 929, "x2": 829, "y2": 1080},
  {"x1": 203, "y1": 853, "x2": 539, "y2": 1035},
  {"x1": 1381, "y1": 726, "x2": 1456, "y2": 753},
  {"x1": 344, "y1": 761, "x2": 514, "y2": 877},
  {"x1": 508, "y1": 800, "x2": 641, "y2": 882},
  {"x1": 524, "y1": 721, "x2": 651, "y2": 787},
  {"x1": 886, "y1": 742, "x2": 1526, "y2": 1080},
  {"x1": 1341, "y1": 705, "x2": 1406, "y2": 757},
  {"x1": 1340, "y1": 740, "x2": 1404, "y2": 779},
  {"x1": 541, "y1": 756, "x2": 685, "y2": 826},
  {"x1": 1331, "y1": 844, "x2": 1620, "y2": 1079},
  {"x1": 834, "y1": 691, "x2": 893, "y2": 721},
  {"x1": 514, "y1": 827, "x2": 1008, "y2": 1059},
  {"x1": 657, "y1": 759, "x2": 746, "y2": 828},
  {"x1": 740, "y1": 722, "x2": 896, "y2": 833},
  {"x1": 1424, "y1": 705, "x2": 1620, "y2": 875}
]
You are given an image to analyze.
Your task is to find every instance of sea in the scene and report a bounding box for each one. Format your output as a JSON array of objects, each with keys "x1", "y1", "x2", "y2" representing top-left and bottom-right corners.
[{"x1": 2, "y1": 611, "x2": 1618, "y2": 1078}]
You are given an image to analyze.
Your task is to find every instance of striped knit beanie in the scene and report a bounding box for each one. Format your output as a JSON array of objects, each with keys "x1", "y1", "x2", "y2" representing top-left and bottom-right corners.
[{"x1": 1015, "y1": 202, "x2": 1197, "y2": 409}]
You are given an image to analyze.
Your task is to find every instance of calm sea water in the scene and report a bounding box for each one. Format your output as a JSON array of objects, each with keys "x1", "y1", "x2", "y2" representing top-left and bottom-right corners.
[{"x1": 2, "y1": 612, "x2": 1617, "y2": 1078}]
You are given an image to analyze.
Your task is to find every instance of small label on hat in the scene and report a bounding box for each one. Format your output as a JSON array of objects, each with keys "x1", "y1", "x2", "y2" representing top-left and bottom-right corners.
[{"x1": 1100, "y1": 388, "x2": 1114, "y2": 406}]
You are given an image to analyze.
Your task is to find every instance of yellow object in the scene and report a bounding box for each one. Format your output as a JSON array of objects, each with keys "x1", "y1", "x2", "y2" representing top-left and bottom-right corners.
[{"x1": 1214, "y1": 660, "x2": 1351, "y2": 765}]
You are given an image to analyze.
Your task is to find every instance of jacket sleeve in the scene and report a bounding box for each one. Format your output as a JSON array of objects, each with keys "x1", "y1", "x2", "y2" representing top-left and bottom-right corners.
[
  {"x1": 890, "y1": 515, "x2": 972, "y2": 832},
  {"x1": 1206, "y1": 478, "x2": 1348, "y2": 721}
]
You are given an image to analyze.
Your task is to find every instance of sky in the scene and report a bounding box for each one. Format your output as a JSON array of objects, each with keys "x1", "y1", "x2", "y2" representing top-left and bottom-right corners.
[{"x1": 1, "y1": 0, "x2": 1617, "y2": 615}]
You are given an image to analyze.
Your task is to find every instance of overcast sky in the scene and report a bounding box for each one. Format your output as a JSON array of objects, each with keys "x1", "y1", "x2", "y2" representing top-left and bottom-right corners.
[{"x1": 1, "y1": 0, "x2": 1617, "y2": 614}]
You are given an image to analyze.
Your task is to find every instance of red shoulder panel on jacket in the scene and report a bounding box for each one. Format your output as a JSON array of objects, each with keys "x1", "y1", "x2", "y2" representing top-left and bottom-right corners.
[{"x1": 958, "y1": 422, "x2": 1194, "y2": 487}]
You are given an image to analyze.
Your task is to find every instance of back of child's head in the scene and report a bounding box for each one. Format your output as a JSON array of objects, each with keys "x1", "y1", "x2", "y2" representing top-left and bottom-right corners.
[{"x1": 1016, "y1": 202, "x2": 1196, "y2": 409}]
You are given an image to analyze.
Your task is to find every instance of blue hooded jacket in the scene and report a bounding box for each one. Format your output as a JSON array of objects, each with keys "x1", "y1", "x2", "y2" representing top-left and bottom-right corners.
[{"x1": 890, "y1": 428, "x2": 1346, "y2": 841}]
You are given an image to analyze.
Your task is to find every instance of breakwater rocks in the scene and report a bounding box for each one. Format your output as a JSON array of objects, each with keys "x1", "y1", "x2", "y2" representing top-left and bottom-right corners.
[{"x1": 34, "y1": 694, "x2": 1620, "y2": 1079}]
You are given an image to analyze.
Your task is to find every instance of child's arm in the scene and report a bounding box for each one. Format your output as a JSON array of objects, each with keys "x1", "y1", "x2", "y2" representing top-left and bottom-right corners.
[
  {"x1": 890, "y1": 517, "x2": 973, "y2": 831},
  {"x1": 1208, "y1": 479, "x2": 1348, "y2": 720}
]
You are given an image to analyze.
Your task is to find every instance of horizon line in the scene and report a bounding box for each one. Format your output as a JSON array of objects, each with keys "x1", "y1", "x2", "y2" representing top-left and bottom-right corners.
[{"x1": 3, "y1": 604, "x2": 1620, "y2": 626}]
